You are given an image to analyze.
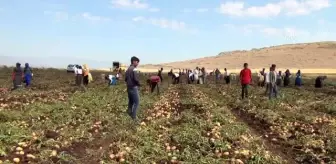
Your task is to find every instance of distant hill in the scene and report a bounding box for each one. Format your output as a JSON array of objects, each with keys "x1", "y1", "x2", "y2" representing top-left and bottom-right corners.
[{"x1": 141, "y1": 41, "x2": 336, "y2": 70}]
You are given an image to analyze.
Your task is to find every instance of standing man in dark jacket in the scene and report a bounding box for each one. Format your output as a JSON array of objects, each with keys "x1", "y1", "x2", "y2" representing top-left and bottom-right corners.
[{"x1": 125, "y1": 56, "x2": 141, "y2": 121}]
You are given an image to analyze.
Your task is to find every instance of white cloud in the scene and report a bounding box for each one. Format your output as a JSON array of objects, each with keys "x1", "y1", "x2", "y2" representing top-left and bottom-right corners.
[
  {"x1": 132, "y1": 16, "x2": 197, "y2": 33},
  {"x1": 110, "y1": 0, "x2": 160, "y2": 12},
  {"x1": 132, "y1": 16, "x2": 145, "y2": 22},
  {"x1": 182, "y1": 8, "x2": 209, "y2": 13},
  {"x1": 149, "y1": 8, "x2": 160, "y2": 12},
  {"x1": 219, "y1": 0, "x2": 331, "y2": 18},
  {"x1": 111, "y1": 0, "x2": 148, "y2": 9},
  {"x1": 182, "y1": 9, "x2": 193, "y2": 13},
  {"x1": 81, "y1": 12, "x2": 111, "y2": 22},
  {"x1": 196, "y1": 8, "x2": 209, "y2": 13},
  {"x1": 223, "y1": 23, "x2": 310, "y2": 41},
  {"x1": 44, "y1": 11, "x2": 111, "y2": 23},
  {"x1": 44, "y1": 11, "x2": 69, "y2": 21},
  {"x1": 261, "y1": 27, "x2": 279, "y2": 36}
]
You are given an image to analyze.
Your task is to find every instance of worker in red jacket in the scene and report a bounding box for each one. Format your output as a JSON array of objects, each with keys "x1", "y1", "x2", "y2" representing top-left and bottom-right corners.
[
  {"x1": 240, "y1": 63, "x2": 252, "y2": 100},
  {"x1": 147, "y1": 75, "x2": 161, "y2": 94}
]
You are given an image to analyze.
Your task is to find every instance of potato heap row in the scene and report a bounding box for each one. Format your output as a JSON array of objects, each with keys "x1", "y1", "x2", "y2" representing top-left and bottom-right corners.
[
  {"x1": 0, "y1": 91, "x2": 68, "y2": 110},
  {"x1": 187, "y1": 86, "x2": 254, "y2": 164},
  {"x1": 142, "y1": 86, "x2": 182, "y2": 164},
  {"x1": 0, "y1": 142, "x2": 38, "y2": 164},
  {"x1": 108, "y1": 142, "x2": 133, "y2": 163},
  {"x1": 144, "y1": 87, "x2": 181, "y2": 123},
  {"x1": 242, "y1": 103, "x2": 336, "y2": 162}
]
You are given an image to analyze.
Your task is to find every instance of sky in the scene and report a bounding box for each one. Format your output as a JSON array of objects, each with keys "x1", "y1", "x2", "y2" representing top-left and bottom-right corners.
[{"x1": 0, "y1": 0, "x2": 335, "y2": 68}]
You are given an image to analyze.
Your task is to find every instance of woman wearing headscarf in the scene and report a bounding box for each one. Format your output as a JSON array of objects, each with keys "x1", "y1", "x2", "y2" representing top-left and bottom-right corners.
[
  {"x1": 295, "y1": 70, "x2": 302, "y2": 87},
  {"x1": 194, "y1": 67, "x2": 199, "y2": 84},
  {"x1": 12, "y1": 63, "x2": 24, "y2": 90},
  {"x1": 199, "y1": 68, "x2": 204, "y2": 84},
  {"x1": 202, "y1": 67, "x2": 207, "y2": 84},
  {"x1": 82, "y1": 64, "x2": 89, "y2": 86},
  {"x1": 284, "y1": 69, "x2": 291, "y2": 87},
  {"x1": 23, "y1": 63, "x2": 33, "y2": 87},
  {"x1": 276, "y1": 71, "x2": 283, "y2": 86},
  {"x1": 215, "y1": 68, "x2": 221, "y2": 84}
]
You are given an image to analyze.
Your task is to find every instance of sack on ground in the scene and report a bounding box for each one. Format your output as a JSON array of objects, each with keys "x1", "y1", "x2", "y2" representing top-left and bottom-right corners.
[{"x1": 88, "y1": 73, "x2": 93, "y2": 83}]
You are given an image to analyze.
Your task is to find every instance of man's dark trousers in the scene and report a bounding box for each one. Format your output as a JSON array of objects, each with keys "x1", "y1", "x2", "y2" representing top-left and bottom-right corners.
[
  {"x1": 241, "y1": 84, "x2": 249, "y2": 99},
  {"x1": 127, "y1": 87, "x2": 139, "y2": 120},
  {"x1": 151, "y1": 82, "x2": 159, "y2": 94},
  {"x1": 269, "y1": 84, "x2": 278, "y2": 100}
]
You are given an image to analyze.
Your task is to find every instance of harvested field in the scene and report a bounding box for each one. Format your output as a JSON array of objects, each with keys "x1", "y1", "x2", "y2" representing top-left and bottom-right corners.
[{"x1": 0, "y1": 67, "x2": 335, "y2": 164}]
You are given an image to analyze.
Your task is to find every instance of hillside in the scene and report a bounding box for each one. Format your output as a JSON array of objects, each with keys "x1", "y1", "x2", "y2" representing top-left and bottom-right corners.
[{"x1": 141, "y1": 41, "x2": 336, "y2": 71}]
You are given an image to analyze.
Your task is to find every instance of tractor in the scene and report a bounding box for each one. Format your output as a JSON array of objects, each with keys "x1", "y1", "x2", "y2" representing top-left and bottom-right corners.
[{"x1": 112, "y1": 61, "x2": 126, "y2": 73}]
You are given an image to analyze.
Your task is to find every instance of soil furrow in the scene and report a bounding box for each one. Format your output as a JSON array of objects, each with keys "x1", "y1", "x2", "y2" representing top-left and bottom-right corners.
[{"x1": 197, "y1": 84, "x2": 297, "y2": 164}]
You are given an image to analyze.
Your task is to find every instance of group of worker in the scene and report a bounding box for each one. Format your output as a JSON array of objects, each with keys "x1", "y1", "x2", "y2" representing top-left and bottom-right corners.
[
  {"x1": 73, "y1": 64, "x2": 93, "y2": 86},
  {"x1": 11, "y1": 63, "x2": 94, "y2": 90},
  {"x1": 8, "y1": 57, "x2": 329, "y2": 124},
  {"x1": 258, "y1": 68, "x2": 303, "y2": 88},
  {"x1": 258, "y1": 67, "x2": 327, "y2": 89},
  {"x1": 165, "y1": 67, "x2": 234, "y2": 85},
  {"x1": 240, "y1": 63, "x2": 328, "y2": 100},
  {"x1": 12, "y1": 62, "x2": 33, "y2": 90}
]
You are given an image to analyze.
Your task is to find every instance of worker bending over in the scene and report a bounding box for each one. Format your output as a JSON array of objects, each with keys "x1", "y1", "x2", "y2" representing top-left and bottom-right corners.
[
  {"x1": 147, "y1": 75, "x2": 161, "y2": 94},
  {"x1": 315, "y1": 76, "x2": 327, "y2": 88}
]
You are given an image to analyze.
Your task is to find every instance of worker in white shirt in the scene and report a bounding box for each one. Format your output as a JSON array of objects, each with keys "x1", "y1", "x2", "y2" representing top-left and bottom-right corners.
[
  {"x1": 173, "y1": 72, "x2": 180, "y2": 84},
  {"x1": 188, "y1": 70, "x2": 194, "y2": 84},
  {"x1": 199, "y1": 68, "x2": 204, "y2": 84},
  {"x1": 194, "y1": 67, "x2": 199, "y2": 84},
  {"x1": 224, "y1": 68, "x2": 230, "y2": 84},
  {"x1": 265, "y1": 67, "x2": 271, "y2": 95},
  {"x1": 75, "y1": 65, "x2": 83, "y2": 86}
]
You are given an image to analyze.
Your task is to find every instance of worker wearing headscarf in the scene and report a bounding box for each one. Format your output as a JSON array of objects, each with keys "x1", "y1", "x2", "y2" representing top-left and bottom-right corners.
[
  {"x1": 24, "y1": 63, "x2": 33, "y2": 87},
  {"x1": 284, "y1": 69, "x2": 291, "y2": 87},
  {"x1": 295, "y1": 70, "x2": 302, "y2": 87},
  {"x1": 215, "y1": 68, "x2": 220, "y2": 84},
  {"x1": 12, "y1": 62, "x2": 24, "y2": 90},
  {"x1": 83, "y1": 64, "x2": 90, "y2": 86}
]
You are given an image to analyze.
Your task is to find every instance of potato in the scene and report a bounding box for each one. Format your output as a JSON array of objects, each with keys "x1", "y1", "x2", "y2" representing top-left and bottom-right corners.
[
  {"x1": 13, "y1": 158, "x2": 20, "y2": 163},
  {"x1": 16, "y1": 147, "x2": 23, "y2": 151}
]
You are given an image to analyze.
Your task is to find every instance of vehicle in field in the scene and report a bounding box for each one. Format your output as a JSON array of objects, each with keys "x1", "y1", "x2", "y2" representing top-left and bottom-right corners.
[{"x1": 67, "y1": 64, "x2": 79, "y2": 73}]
